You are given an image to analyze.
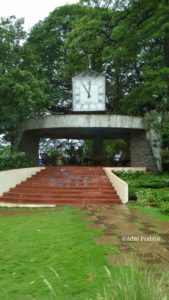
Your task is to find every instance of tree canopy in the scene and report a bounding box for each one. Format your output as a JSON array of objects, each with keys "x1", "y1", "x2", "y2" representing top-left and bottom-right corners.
[
  {"x1": 26, "y1": 4, "x2": 89, "y2": 112},
  {"x1": 0, "y1": 16, "x2": 48, "y2": 143},
  {"x1": 26, "y1": 0, "x2": 169, "y2": 115},
  {"x1": 1, "y1": 1, "x2": 169, "y2": 142}
]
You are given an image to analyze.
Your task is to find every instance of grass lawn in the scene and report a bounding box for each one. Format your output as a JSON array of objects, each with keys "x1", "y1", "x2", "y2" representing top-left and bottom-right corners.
[
  {"x1": 128, "y1": 203, "x2": 169, "y2": 222},
  {"x1": 0, "y1": 206, "x2": 168, "y2": 300}
]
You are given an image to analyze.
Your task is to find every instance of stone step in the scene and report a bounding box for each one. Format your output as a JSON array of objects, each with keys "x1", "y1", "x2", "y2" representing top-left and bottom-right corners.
[
  {"x1": 10, "y1": 188, "x2": 117, "y2": 194},
  {"x1": 0, "y1": 166, "x2": 121, "y2": 205},
  {"x1": 1, "y1": 193, "x2": 118, "y2": 200},
  {"x1": 26, "y1": 175, "x2": 109, "y2": 180},
  {"x1": 17, "y1": 181, "x2": 112, "y2": 188},
  {"x1": 1, "y1": 198, "x2": 120, "y2": 205}
]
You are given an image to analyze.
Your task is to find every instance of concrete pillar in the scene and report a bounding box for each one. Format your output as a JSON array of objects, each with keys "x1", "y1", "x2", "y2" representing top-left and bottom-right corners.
[
  {"x1": 130, "y1": 130, "x2": 157, "y2": 171},
  {"x1": 146, "y1": 129, "x2": 162, "y2": 172},
  {"x1": 93, "y1": 138, "x2": 103, "y2": 165},
  {"x1": 16, "y1": 131, "x2": 39, "y2": 163}
]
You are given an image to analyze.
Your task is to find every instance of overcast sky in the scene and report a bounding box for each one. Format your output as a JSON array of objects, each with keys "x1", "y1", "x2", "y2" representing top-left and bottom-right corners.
[{"x1": 0, "y1": 0, "x2": 79, "y2": 31}]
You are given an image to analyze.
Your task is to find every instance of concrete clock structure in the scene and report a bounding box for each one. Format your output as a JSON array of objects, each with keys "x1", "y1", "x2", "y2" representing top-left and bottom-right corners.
[
  {"x1": 72, "y1": 69, "x2": 106, "y2": 112},
  {"x1": 14, "y1": 68, "x2": 162, "y2": 172}
]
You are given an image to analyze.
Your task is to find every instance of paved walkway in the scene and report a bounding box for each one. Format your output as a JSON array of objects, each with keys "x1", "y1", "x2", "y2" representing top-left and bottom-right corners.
[{"x1": 81, "y1": 205, "x2": 169, "y2": 270}]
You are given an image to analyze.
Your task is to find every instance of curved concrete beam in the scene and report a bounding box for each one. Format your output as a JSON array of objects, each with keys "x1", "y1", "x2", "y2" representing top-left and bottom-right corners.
[
  {"x1": 15, "y1": 114, "x2": 161, "y2": 172},
  {"x1": 23, "y1": 114, "x2": 144, "y2": 130}
]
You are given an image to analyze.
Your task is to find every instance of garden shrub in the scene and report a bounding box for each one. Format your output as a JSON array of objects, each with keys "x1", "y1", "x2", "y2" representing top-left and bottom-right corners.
[
  {"x1": 114, "y1": 170, "x2": 169, "y2": 214},
  {"x1": 128, "y1": 187, "x2": 138, "y2": 200},
  {"x1": 0, "y1": 146, "x2": 36, "y2": 170},
  {"x1": 137, "y1": 176, "x2": 169, "y2": 188},
  {"x1": 160, "y1": 195, "x2": 169, "y2": 202},
  {"x1": 135, "y1": 189, "x2": 154, "y2": 206},
  {"x1": 114, "y1": 170, "x2": 169, "y2": 188},
  {"x1": 114, "y1": 170, "x2": 144, "y2": 181},
  {"x1": 159, "y1": 201, "x2": 169, "y2": 214}
]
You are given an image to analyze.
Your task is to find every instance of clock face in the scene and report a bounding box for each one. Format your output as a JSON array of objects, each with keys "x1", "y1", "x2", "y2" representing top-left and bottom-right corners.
[{"x1": 73, "y1": 75, "x2": 105, "y2": 111}]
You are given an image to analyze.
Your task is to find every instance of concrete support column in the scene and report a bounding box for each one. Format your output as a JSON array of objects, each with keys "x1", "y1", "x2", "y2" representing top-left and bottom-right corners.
[
  {"x1": 93, "y1": 137, "x2": 103, "y2": 165},
  {"x1": 17, "y1": 131, "x2": 39, "y2": 163},
  {"x1": 130, "y1": 130, "x2": 156, "y2": 171},
  {"x1": 146, "y1": 129, "x2": 162, "y2": 172}
]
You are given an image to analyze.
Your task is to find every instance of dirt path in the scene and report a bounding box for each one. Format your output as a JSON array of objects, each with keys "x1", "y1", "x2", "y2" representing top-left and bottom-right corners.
[{"x1": 80, "y1": 205, "x2": 169, "y2": 270}]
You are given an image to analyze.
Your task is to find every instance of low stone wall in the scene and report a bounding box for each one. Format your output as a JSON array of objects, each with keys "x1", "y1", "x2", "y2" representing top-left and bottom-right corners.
[
  {"x1": 103, "y1": 167, "x2": 128, "y2": 204},
  {"x1": 103, "y1": 167, "x2": 147, "y2": 204},
  {"x1": 0, "y1": 167, "x2": 44, "y2": 196},
  {"x1": 110, "y1": 167, "x2": 147, "y2": 172}
]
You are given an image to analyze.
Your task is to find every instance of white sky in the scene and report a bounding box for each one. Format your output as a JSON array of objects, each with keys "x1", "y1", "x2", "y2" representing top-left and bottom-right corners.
[{"x1": 0, "y1": 0, "x2": 79, "y2": 31}]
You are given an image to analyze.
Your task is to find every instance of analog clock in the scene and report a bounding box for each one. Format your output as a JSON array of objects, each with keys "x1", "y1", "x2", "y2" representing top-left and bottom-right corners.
[{"x1": 72, "y1": 70, "x2": 106, "y2": 112}]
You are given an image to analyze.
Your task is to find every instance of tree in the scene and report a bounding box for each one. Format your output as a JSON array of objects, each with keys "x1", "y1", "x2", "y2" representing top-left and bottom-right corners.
[
  {"x1": 0, "y1": 16, "x2": 47, "y2": 145},
  {"x1": 3, "y1": 1, "x2": 168, "y2": 124},
  {"x1": 65, "y1": 0, "x2": 169, "y2": 115},
  {"x1": 80, "y1": 0, "x2": 114, "y2": 8},
  {"x1": 62, "y1": 5, "x2": 121, "y2": 111},
  {"x1": 26, "y1": 4, "x2": 90, "y2": 113},
  {"x1": 110, "y1": 0, "x2": 169, "y2": 115}
]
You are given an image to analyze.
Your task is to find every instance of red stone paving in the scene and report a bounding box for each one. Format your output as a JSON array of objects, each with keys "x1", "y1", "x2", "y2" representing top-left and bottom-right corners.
[{"x1": 80, "y1": 205, "x2": 169, "y2": 270}]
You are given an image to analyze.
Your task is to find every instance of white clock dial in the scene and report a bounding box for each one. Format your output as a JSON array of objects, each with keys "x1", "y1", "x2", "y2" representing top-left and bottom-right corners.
[{"x1": 72, "y1": 71, "x2": 106, "y2": 111}]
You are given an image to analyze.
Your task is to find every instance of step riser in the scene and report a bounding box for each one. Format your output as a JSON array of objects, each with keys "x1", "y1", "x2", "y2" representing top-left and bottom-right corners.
[
  {"x1": 18, "y1": 183, "x2": 113, "y2": 187},
  {"x1": 13, "y1": 187, "x2": 116, "y2": 192},
  {"x1": 2, "y1": 195, "x2": 118, "y2": 200},
  {"x1": 7, "y1": 192, "x2": 117, "y2": 197},
  {"x1": 3, "y1": 197, "x2": 118, "y2": 202},
  {"x1": 1, "y1": 199, "x2": 120, "y2": 205},
  {"x1": 25, "y1": 179, "x2": 110, "y2": 186}
]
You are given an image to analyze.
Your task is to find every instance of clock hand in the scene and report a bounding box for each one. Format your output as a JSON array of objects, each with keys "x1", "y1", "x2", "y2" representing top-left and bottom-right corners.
[
  {"x1": 88, "y1": 81, "x2": 91, "y2": 98},
  {"x1": 81, "y1": 82, "x2": 91, "y2": 98}
]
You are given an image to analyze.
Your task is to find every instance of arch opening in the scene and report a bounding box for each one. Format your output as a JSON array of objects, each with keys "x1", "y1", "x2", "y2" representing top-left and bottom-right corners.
[{"x1": 38, "y1": 137, "x2": 130, "y2": 167}]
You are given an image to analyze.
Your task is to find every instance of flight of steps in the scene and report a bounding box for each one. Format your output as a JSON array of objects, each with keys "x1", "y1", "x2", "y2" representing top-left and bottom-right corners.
[{"x1": 0, "y1": 167, "x2": 121, "y2": 205}]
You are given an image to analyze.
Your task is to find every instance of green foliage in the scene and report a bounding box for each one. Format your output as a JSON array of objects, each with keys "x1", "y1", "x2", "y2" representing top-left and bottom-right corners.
[
  {"x1": 135, "y1": 189, "x2": 153, "y2": 206},
  {"x1": 83, "y1": 140, "x2": 93, "y2": 157},
  {"x1": 0, "y1": 16, "x2": 47, "y2": 141},
  {"x1": 114, "y1": 170, "x2": 169, "y2": 214},
  {"x1": 103, "y1": 139, "x2": 127, "y2": 157},
  {"x1": 113, "y1": 170, "x2": 145, "y2": 185},
  {"x1": 1, "y1": 2, "x2": 169, "y2": 133},
  {"x1": 113, "y1": 0, "x2": 169, "y2": 115},
  {"x1": 159, "y1": 201, "x2": 169, "y2": 214},
  {"x1": 0, "y1": 145, "x2": 36, "y2": 170},
  {"x1": 26, "y1": 4, "x2": 89, "y2": 111},
  {"x1": 114, "y1": 170, "x2": 169, "y2": 188},
  {"x1": 1, "y1": 1, "x2": 169, "y2": 145},
  {"x1": 64, "y1": 0, "x2": 169, "y2": 114}
]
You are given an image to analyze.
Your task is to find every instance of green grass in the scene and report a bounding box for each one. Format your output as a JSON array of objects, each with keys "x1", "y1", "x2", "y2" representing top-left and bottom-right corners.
[
  {"x1": 0, "y1": 206, "x2": 168, "y2": 300},
  {"x1": 128, "y1": 203, "x2": 169, "y2": 222}
]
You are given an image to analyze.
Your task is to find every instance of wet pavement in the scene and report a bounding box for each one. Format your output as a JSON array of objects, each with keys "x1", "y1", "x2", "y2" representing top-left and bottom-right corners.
[{"x1": 80, "y1": 205, "x2": 169, "y2": 270}]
